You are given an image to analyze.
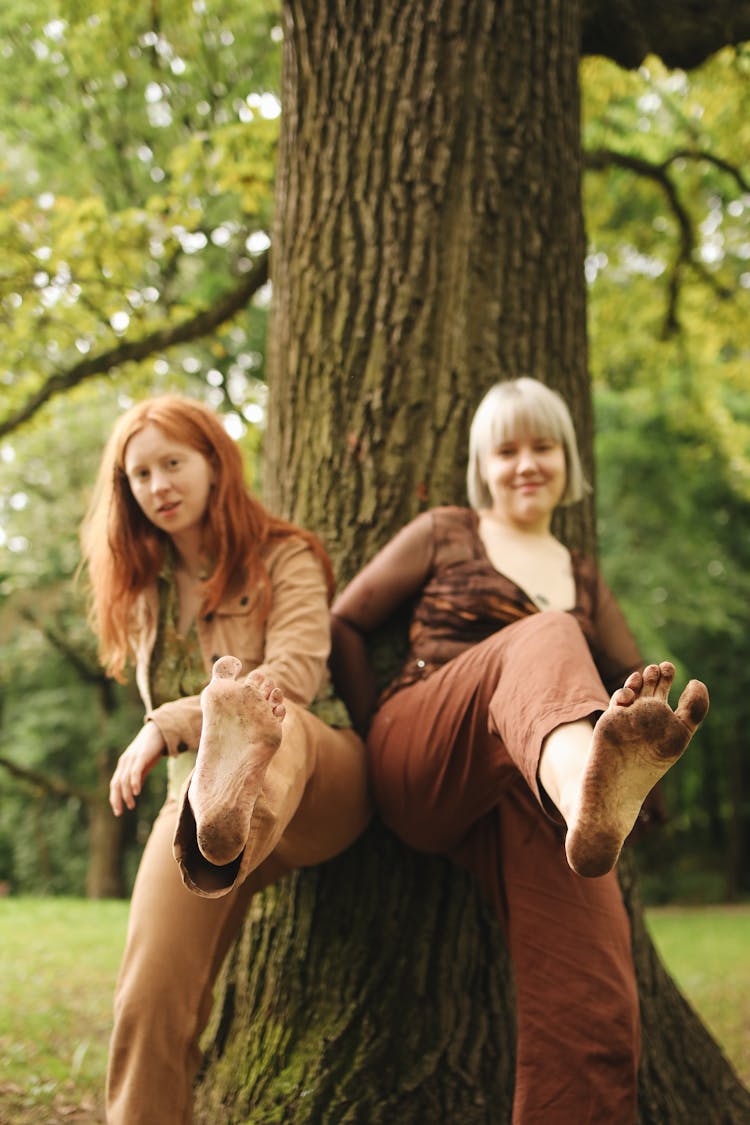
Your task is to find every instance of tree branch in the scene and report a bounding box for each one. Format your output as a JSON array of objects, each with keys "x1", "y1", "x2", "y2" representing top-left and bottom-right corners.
[
  {"x1": 582, "y1": 2, "x2": 750, "y2": 70},
  {"x1": 667, "y1": 148, "x2": 750, "y2": 194},
  {"x1": 584, "y1": 146, "x2": 738, "y2": 335},
  {"x1": 19, "y1": 608, "x2": 110, "y2": 694},
  {"x1": 0, "y1": 248, "x2": 269, "y2": 439},
  {"x1": 0, "y1": 753, "x2": 90, "y2": 802}
]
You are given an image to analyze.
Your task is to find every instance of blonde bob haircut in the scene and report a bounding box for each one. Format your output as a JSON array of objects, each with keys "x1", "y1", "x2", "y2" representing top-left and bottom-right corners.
[{"x1": 467, "y1": 377, "x2": 589, "y2": 510}]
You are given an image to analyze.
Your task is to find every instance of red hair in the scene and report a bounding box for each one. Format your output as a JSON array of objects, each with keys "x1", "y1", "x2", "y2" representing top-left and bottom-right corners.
[{"x1": 80, "y1": 395, "x2": 334, "y2": 681}]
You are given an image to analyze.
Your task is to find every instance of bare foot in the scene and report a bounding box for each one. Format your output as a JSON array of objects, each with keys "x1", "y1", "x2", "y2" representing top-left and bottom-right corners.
[
  {"x1": 565, "y1": 662, "x2": 709, "y2": 878},
  {"x1": 189, "y1": 656, "x2": 286, "y2": 867}
]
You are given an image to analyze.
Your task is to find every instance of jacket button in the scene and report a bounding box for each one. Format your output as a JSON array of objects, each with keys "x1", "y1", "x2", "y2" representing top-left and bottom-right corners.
[
  {"x1": 177, "y1": 741, "x2": 188, "y2": 753},
  {"x1": 240, "y1": 596, "x2": 249, "y2": 605},
  {"x1": 204, "y1": 612, "x2": 214, "y2": 622}
]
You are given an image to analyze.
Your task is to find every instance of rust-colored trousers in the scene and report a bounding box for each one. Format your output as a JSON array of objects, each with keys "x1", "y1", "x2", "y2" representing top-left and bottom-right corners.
[
  {"x1": 368, "y1": 611, "x2": 640, "y2": 1125},
  {"x1": 106, "y1": 703, "x2": 369, "y2": 1125}
]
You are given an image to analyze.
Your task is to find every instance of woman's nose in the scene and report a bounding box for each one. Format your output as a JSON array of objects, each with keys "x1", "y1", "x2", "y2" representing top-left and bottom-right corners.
[{"x1": 150, "y1": 469, "x2": 170, "y2": 493}]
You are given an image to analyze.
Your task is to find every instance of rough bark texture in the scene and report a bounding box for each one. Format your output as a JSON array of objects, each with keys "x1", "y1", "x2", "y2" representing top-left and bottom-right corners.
[
  {"x1": 264, "y1": 0, "x2": 593, "y2": 564},
  {"x1": 197, "y1": 825, "x2": 515, "y2": 1123},
  {"x1": 196, "y1": 1, "x2": 750, "y2": 1120}
]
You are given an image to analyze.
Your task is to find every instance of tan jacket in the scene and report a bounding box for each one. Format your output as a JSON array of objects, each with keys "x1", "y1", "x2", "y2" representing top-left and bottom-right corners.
[{"x1": 131, "y1": 536, "x2": 331, "y2": 760}]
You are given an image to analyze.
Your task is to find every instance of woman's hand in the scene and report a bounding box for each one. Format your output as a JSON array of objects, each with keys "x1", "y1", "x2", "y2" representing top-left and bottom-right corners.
[{"x1": 109, "y1": 721, "x2": 166, "y2": 816}]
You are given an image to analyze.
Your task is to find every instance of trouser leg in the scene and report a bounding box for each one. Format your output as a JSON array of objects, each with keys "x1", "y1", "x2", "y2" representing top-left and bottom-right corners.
[
  {"x1": 368, "y1": 612, "x2": 608, "y2": 851},
  {"x1": 107, "y1": 800, "x2": 288, "y2": 1125},
  {"x1": 456, "y1": 786, "x2": 639, "y2": 1125},
  {"x1": 174, "y1": 703, "x2": 370, "y2": 896},
  {"x1": 369, "y1": 613, "x2": 639, "y2": 1123}
]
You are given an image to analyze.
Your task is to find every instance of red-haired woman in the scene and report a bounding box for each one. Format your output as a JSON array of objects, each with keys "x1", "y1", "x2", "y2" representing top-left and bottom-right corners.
[{"x1": 80, "y1": 395, "x2": 370, "y2": 1125}]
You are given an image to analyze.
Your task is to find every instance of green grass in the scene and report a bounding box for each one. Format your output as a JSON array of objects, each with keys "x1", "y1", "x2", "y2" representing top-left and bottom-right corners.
[
  {"x1": 0, "y1": 897, "x2": 128, "y2": 1125},
  {"x1": 0, "y1": 898, "x2": 747, "y2": 1124},
  {"x1": 645, "y1": 904, "x2": 750, "y2": 1088}
]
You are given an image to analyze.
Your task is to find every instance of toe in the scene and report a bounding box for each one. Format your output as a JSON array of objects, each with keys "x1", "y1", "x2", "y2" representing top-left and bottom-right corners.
[
  {"x1": 675, "y1": 680, "x2": 710, "y2": 732},
  {"x1": 654, "y1": 661, "x2": 675, "y2": 700},
  {"x1": 641, "y1": 664, "x2": 661, "y2": 696},
  {"x1": 621, "y1": 669, "x2": 643, "y2": 696},
  {"x1": 212, "y1": 655, "x2": 242, "y2": 680},
  {"x1": 612, "y1": 686, "x2": 636, "y2": 708}
]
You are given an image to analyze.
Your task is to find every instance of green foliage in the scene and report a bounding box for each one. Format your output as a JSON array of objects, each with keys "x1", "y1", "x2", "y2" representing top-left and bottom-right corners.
[
  {"x1": 0, "y1": 0, "x2": 279, "y2": 427},
  {"x1": 580, "y1": 49, "x2": 750, "y2": 899},
  {"x1": 592, "y1": 301, "x2": 750, "y2": 899},
  {"x1": 0, "y1": 6, "x2": 748, "y2": 898},
  {"x1": 0, "y1": 0, "x2": 277, "y2": 897},
  {"x1": 582, "y1": 50, "x2": 750, "y2": 495}
]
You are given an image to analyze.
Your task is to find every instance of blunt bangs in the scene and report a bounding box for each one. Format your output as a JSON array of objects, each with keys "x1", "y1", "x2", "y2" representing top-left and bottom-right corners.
[{"x1": 467, "y1": 378, "x2": 589, "y2": 510}]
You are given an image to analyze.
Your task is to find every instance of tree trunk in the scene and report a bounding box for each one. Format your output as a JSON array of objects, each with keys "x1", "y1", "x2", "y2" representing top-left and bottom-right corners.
[
  {"x1": 264, "y1": 0, "x2": 593, "y2": 562},
  {"x1": 196, "y1": 1, "x2": 750, "y2": 1119},
  {"x1": 86, "y1": 795, "x2": 126, "y2": 899}
]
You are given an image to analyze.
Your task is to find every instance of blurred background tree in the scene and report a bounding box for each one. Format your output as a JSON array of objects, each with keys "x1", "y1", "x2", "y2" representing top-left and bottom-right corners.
[{"x1": 0, "y1": 2, "x2": 747, "y2": 902}]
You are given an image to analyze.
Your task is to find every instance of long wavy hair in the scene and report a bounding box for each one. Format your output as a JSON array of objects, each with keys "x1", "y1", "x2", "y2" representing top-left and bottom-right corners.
[{"x1": 80, "y1": 395, "x2": 334, "y2": 681}]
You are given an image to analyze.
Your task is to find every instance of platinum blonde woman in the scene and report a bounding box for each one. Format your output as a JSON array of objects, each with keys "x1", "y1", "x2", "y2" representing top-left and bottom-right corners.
[{"x1": 331, "y1": 377, "x2": 708, "y2": 1125}]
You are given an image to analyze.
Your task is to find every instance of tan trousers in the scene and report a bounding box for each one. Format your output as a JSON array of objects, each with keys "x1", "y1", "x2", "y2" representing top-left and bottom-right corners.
[
  {"x1": 369, "y1": 612, "x2": 640, "y2": 1125},
  {"x1": 106, "y1": 704, "x2": 370, "y2": 1125}
]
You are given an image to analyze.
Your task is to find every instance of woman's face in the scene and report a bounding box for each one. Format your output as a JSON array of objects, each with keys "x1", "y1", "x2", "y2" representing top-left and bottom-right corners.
[
  {"x1": 483, "y1": 428, "x2": 567, "y2": 529},
  {"x1": 123, "y1": 423, "x2": 214, "y2": 544}
]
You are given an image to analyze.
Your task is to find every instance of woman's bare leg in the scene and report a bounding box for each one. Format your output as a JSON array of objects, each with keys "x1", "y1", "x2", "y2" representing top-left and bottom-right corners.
[{"x1": 539, "y1": 662, "x2": 709, "y2": 877}]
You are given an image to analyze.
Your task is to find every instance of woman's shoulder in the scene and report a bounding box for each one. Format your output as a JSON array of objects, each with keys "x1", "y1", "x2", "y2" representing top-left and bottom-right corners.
[
  {"x1": 571, "y1": 548, "x2": 600, "y2": 581},
  {"x1": 426, "y1": 505, "x2": 475, "y2": 531},
  {"x1": 570, "y1": 549, "x2": 605, "y2": 613},
  {"x1": 260, "y1": 531, "x2": 323, "y2": 578}
]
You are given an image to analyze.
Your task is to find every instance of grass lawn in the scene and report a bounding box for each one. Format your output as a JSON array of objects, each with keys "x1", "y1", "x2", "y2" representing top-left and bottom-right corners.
[
  {"x1": 0, "y1": 898, "x2": 747, "y2": 1123},
  {"x1": 645, "y1": 903, "x2": 750, "y2": 1090},
  {"x1": 0, "y1": 898, "x2": 128, "y2": 1125}
]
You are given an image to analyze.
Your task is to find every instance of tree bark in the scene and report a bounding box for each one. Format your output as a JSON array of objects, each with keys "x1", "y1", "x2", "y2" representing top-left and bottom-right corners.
[
  {"x1": 196, "y1": 1, "x2": 750, "y2": 1119},
  {"x1": 264, "y1": 0, "x2": 593, "y2": 562}
]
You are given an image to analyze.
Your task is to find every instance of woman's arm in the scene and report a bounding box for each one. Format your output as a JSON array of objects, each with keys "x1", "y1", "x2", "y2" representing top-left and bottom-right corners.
[
  {"x1": 591, "y1": 569, "x2": 645, "y2": 695},
  {"x1": 252, "y1": 537, "x2": 333, "y2": 705},
  {"x1": 108, "y1": 719, "x2": 166, "y2": 816},
  {"x1": 330, "y1": 511, "x2": 435, "y2": 734}
]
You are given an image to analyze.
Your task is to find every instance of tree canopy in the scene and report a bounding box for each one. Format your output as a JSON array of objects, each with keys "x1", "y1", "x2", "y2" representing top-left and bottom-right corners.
[{"x1": 0, "y1": 2, "x2": 747, "y2": 902}]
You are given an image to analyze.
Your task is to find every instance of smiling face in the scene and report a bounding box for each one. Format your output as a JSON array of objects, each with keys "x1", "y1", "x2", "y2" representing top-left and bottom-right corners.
[
  {"x1": 123, "y1": 422, "x2": 214, "y2": 550},
  {"x1": 483, "y1": 430, "x2": 567, "y2": 531}
]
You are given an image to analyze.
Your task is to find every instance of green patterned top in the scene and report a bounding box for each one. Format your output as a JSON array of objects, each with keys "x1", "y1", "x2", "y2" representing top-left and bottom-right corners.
[{"x1": 151, "y1": 553, "x2": 207, "y2": 800}]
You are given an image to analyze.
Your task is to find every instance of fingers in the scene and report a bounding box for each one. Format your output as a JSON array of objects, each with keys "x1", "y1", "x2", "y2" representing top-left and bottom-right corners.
[
  {"x1": 109, "y1": 752, "x2": 144, "y2": 816},
  {"x1": 109, "y1": 722, "x2": 165, "y2": 816}
]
